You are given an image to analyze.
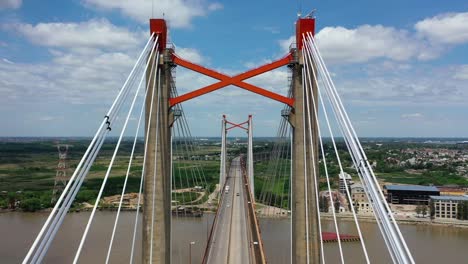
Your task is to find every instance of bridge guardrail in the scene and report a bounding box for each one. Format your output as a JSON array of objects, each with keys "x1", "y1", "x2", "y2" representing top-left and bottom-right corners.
[
  {"x1": 201, "y1": 162, "x2": 232, "y2": 264},
  {"x1": 241, "y1": 157, "x2": 267, "y2": 264}
]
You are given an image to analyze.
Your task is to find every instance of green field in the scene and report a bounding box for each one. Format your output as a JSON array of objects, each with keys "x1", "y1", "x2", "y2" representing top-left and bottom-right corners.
[
  {"x1": 1, "y1": 138, "x2": 467, "y2": 212},
  {"x1": 0, "y1": 139, "x2": 221, "y2": 211}
]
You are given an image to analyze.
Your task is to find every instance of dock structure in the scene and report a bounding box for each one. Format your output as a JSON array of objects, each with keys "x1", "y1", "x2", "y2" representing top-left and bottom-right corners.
[{"x1": 322, "y1": 232, "x2": 361, "y2": 243}]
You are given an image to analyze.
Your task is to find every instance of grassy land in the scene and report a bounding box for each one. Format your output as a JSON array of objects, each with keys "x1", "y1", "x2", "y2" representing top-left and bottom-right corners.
[
  {"x1": 377, "y1": 171, "x2": 468, "y2": 186},
  {"x1": 0, "y1": 139, "x2": 221, "y2": 211},
  {"x1": 1, "y1": 138, "x2": 467, "y2": 212},
  {"x1": 253, "y1": 141, "x2": 468, "y2": 209}
]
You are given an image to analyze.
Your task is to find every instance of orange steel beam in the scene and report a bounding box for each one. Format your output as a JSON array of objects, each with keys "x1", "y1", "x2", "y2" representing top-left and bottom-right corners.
[
  {"x1": 226, "y1": 120, "x2": 248, "y2": 127},
  {"x1": 226, "y1": 120, "x2": 249, "y2": 131},
  {"x1": 227, "y1": 125, "x2": 247, "y2": 131},
  {"x1": 170, "y1": 53, "x2": 294, "y2": 107}
]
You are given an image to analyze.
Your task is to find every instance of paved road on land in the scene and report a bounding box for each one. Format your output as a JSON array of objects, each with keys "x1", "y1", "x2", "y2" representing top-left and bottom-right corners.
[{"x1": 206, "y1": 157, "x2": 250, "y2": 264}]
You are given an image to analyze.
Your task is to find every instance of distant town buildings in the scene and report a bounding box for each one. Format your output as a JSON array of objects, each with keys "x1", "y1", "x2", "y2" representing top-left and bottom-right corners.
[
  {"x1": 384, "y1": 185, "x2": 440, "y2": 205},
  {"x1": 438, "y1": 187, "x2": 466, "y2": 196},
  {"x1": 338, "y1": 172, "x2": 353, "y2": 194},
  {"x1": 351, "y1": 183, "x2": 373, "y2": 214},
  {"x1": 319, "y1": 190, "x2": 348, "y2": 213}
]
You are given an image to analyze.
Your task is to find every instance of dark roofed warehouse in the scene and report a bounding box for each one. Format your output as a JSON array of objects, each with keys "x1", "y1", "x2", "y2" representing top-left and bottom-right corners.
[{"x1": 384, "y1": 185, "x2": 440, "y2": 205}]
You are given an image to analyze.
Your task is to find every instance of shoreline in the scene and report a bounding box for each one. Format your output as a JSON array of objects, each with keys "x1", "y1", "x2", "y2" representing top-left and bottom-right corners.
[
  {"x1": 257, "y1": 212, "x2": 468, "y2": 229},
  {"x1": 2, "y1": 208, "x2": 467, "y2": 229}
]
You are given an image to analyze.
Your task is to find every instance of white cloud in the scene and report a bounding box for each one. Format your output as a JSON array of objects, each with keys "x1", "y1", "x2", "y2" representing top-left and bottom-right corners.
[
  {"x1": 247, "y1": 68, "x2": 289, "y2": 95},
  {"x1": 13, "y1": 19, "x2": 142, "y2": 52},
  {"x1": 2, "y1": 58, "x2": 13, "y2": 64},
  {"x1": 208, "y1": 3, "x2": 223, "y2": 11},
  {"x1": 315, "y1": 25, "x2": 425, "y2": 64},
  {"x1": 333, "y1": 61, "x2": 468, "y2": 107},
  {"x1": 39, "y1": 116, "x2": 59, "y2": 121},
  {"x1": 176, "y1": 47, "x2": 205, "y2": 64},
  {"x1": 0, "y1": 19, "x2": 149, "y2": 111},
  {"x1": 279, "y1": 36, "x2": 295, "y2": 54},
  {"x1": 256, "y1": 26, "x2": 280, "y2": 34},
  {"x1": 401, "y1": 113, "x2": 424, "y2": 119},
  {"x1": 415, "y1": 12, "x2": 468, "y2": 45},
  {"x1": 83, "y1": 0, "x2": 222, "y2": 28},
  {"x1": 0, "y1": 51, "x2": 136, "y2": 106},
  {"x1": 279, "y1": 12, "x2": 468, "y2": 65},
  {"x1": 453, "y1": 65, "x2": 468, "y2": 80},
  {"x1": 0, "y1": 0, "x2": 21, "y2": 9}
]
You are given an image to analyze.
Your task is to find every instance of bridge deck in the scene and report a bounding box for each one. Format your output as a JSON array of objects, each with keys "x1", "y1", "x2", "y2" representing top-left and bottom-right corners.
[{"x1": 205, "y1": 157, "x2": 251, "y2": 264}]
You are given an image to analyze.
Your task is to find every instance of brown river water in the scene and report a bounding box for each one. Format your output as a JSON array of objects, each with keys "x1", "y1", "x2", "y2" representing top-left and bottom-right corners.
[{"x1": 0, "y1": 211, "x2": 466, "y2": 263}]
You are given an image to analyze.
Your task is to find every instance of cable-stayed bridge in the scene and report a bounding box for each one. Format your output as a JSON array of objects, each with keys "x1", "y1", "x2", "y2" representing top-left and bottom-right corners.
[{"x1": 23, "y1": 16, "x2": 415, "y2": 264}]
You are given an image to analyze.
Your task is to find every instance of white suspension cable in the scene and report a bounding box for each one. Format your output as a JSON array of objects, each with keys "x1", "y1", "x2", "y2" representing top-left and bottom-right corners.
[
  {"x1": 129, "y1": 48, "x2": 160, "y2": 263},
  {"x1": 302, "y1": 40, "x2": 342, "y2": 264},
  {"x1": 72, "y1": 38, "x2": 158, "y2": 264},
  {"x1": 305, "y1": 34, "x2": 403, "y2": 262},
  {"x1": 306, "y1": 32, "x2": 414, "y2": 263},
  {"x1": 289, "y1": 128, "x2": 293, "y2": 264},
  {"x1": 302, "y1": 63, "x2": 325, "y2": 264},
  {"x1": 34, "y1": 132, "x2": 108, "y2": 264},
  {"x1": 105, "y1": 47, "x2": 158, "y2": 263},
  {"x1": 23, "y1": 34, "x2": 156, "y2": 264},
  {"x1": 301, "y1": 64, "x2": 311, "y2": 264},
  {"x1": 304, "y1": 37, "x2": 398, "y2": 262},
  {"x1": 32, "y1": 42, "x2": 153, "y2": 264}
]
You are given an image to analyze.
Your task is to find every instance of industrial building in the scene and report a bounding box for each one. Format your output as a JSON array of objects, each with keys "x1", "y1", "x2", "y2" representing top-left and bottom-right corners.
[
  {"x1": 430, "y1": 195, "x2": 468, "y2": 219},
  {"x1": 384, "y1": 185, "x2": 440, "y2": 205}
]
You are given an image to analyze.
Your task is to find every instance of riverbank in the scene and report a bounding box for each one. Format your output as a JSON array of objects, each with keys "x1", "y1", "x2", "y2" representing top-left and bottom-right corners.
[
  {"x1": 319, "y1": 212, "x2": 468, "y2": 229},
  {"x1": 4, "y1": 208, "x2": 467, "y2": 229},
  {"x1": 254, "y1": 206, "x2": 468, "y2": 229}
]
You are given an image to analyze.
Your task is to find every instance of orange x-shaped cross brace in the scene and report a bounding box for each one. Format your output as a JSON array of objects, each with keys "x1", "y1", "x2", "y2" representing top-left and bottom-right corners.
[
  {"x1": 226, "y1": 120, "x2": 248, "y2": 131},
  {"x1": 169, "y1": 53, "x2": 295, "y2": 107}
]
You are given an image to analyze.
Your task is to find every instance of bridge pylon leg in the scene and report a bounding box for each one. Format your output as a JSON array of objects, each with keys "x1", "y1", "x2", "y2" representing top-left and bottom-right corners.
[
  {"x1": 290, "y1": 48, "x2": 320, "y2": 263},
  {"x1": 247, "y1": 115, "x2": 254, "y2": 199},
  {"x1": 143, "y1": 48, "x2": 172, "y2": 264},
  {"x1": 220, "y1": 116, "x2": 227, "y2": 190}
]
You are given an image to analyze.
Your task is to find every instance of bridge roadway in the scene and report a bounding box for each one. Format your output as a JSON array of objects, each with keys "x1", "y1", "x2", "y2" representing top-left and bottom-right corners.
[{"x1": 205, "y1": 157, "x2": 251, "y2": 264}]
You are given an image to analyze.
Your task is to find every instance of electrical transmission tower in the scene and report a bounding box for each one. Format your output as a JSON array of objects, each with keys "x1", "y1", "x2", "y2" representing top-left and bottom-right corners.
[{"x1": 52, "y1": 144, "x2": 71, "y2": 203}]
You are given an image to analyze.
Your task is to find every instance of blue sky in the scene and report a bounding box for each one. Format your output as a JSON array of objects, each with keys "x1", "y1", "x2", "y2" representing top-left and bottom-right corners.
[{"x1": 1, "y1": 0, "x2": 468, "y2": 137}]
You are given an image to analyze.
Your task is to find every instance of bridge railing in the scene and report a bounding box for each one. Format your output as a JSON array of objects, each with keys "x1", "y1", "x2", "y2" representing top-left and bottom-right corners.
[
  {"x1": 241, "y1": 157, "x2": 267, "y2": 264},
  {"x1": 201, "y1": 162, "x2": 232, "y2": 264}
]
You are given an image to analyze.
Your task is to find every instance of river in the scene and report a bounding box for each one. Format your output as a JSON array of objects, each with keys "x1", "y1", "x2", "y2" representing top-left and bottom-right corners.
[{"x1": 1, "y1": 212, "x2": 467, "y2": 263}]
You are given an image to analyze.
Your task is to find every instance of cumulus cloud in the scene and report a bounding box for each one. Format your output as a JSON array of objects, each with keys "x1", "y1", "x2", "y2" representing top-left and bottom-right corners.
[
  {"x1": 279, "y1": 36, "x2": 295, "y2": 54},
  {"x1": 208, "y1": 3, "x2": 223, "y2": 11},
  {"x1": 176, "y1": 47, "x2": 205, "y2": 64},
  {"x1": 0, "y1": 19, "x2": 151, "y2": 110},
  {"x1": 0, "y1": 0, "x2": 21, "y2": 10},
  {"x1": 247, "y1": 68, "x2": 289, "y2": 96},
  {"x1": 0, "y1": 51, "x2": 136, "y2": 106},
  {"x1": 12, "y1": 19, "x2": 143, "y2": 53},
  {"x1": 315, "y1": 25, "x2": 427, "y2": 64},
  {"x1": 332, "y1": 61, "x2": 468, "y2": 107},
  {"x1": 279, "y1": 12, "x2": 468, "y2": 65},
  {"x1": 453, "y1": 65, "x2": 468, "y2": 80},
  {"x1": 2, "y1": 58, "x2": 13, "y2": 64},
  {"x1": 83, "y1": 0, "x2": 222, "y2": 28},
  {"x1": 401, "y1": 113, "x2": 424, "y2": 119},
  {"x1": 415, "y1": 12, "x2": 468, "y2": 45}
]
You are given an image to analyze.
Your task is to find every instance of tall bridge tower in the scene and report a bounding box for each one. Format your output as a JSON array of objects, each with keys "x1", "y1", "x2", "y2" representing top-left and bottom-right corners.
[
  {"x1": 142, "y1": 19, "x2": 172, "y2": 264},
  {"x1": 142, "y1": 17, "x2": 319, "y2": 264},
  {"x1": 289, "y1": 18, "x2": 320, "y2": 263}
]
